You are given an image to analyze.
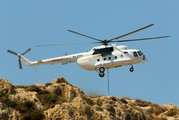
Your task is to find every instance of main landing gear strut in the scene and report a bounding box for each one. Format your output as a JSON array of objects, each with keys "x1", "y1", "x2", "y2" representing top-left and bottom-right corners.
[
  {"x1": 99, "y1": 67, "x2": 105, "y2": 77},
  {"x1": 98, "y1": 65, "x2": 134, "y2": 77},
  {"x1": 129, "y1": 65, "x2": 134, "y2": 72}
]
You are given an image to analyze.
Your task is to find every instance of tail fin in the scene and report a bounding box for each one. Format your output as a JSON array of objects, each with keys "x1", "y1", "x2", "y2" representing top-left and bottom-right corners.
[{"x1": 19, "y1": 55, "x2": 32, "y2": 66}]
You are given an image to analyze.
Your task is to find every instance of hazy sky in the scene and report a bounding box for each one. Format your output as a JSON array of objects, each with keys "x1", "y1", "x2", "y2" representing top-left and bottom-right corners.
[{"x1": 1, "y1": 1, "x2": 179, "y2": 106}]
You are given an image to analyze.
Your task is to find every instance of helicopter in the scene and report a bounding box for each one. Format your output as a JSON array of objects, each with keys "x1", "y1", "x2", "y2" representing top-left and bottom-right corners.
[{"x1": 7, "y1": 24, "x2": 170, "y2": 77}]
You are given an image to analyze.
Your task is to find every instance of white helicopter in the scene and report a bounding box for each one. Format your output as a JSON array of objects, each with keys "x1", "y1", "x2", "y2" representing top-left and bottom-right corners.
[{"x1": 7, "y1": 24, "x2": 169, "y2": 77}]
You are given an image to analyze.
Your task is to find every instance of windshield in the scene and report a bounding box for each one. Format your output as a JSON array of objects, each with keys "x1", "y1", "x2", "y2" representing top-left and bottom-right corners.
[
  {"x1": 133, "y1": 52, "x2": 138, "y2": 57},
  {"x1": 137, "y1": 51, "x2": 143, "y2": 56}
]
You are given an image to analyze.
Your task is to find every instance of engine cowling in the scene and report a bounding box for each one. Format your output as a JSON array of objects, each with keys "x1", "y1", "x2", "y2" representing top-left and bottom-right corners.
[{"x1": 92, "y1": 47, "x2": 114, "y2": 56}]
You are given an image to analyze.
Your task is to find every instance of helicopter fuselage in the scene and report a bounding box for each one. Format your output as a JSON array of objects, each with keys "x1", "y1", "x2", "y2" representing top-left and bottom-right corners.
[{"x1": 19, "y1": 44, "x2": 147, "y2": 73}]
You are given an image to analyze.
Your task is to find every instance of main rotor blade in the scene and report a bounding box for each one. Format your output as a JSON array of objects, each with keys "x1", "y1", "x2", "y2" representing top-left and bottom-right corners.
[
  {"x1": 108, "y1": 24, "x2": 154, "y2": 42},
  {"x1": 110, "y1": 35, "x2": 170, "y2": 43},
  {"x1": 36, "y1": 43, "x2": 95, "y2": 47},
  {"x1": 21, "y1": 48, "x2": 31, "y2": 55},
  {"x1": 7, "y1": 50, "x2": 18, "y2": 56},
  {"x1": 68, "y1": 30, "x2": 102, "y2": 42}
]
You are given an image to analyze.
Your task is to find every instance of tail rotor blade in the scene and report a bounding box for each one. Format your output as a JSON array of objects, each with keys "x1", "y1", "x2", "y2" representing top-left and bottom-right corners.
[
  {"x1": 18, "y1": 58, "x2": 22, "y2": 69},
  {"x1": 21, "y1": 48, "x2": 31, "y2": 55},
  {"x1": 7, "y1": 50, "x2": 18, "y2": 56}
]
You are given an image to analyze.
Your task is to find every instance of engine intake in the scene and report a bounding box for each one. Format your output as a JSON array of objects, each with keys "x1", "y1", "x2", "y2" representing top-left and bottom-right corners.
[{"x1": 92, "y1": 47, "x2": 114, "y2": 56}]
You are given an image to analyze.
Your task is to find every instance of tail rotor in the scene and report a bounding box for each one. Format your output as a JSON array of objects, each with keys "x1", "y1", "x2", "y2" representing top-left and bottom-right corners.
[
  {"x1": 7, "y1": 48, "x2": 31, "y2": 69},
  {"x1": 21, "y1": 48, "x2": 31, "y2": 55}
]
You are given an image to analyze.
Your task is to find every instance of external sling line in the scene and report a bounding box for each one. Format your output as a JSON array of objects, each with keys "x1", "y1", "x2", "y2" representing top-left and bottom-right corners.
[{"x1": 107, "y1": 69, "x2": 110, "y2": 95}]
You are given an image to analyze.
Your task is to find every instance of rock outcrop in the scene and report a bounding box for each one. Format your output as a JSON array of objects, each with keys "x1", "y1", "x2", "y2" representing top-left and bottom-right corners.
[
  {"x1": 0, "y1": 78, "x2": 17, "y2": 94},
  {"x1": 0, "y1": 77, "x2": 179, "y2": 120}
]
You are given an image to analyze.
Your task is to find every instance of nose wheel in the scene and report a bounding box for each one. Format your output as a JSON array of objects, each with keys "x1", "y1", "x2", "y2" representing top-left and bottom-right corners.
[
  {"x1": 99, "y1": 67, "x2": 105, "y2": 77},
  {"x1": 129, "y1": 66, "x2": 134, "y2": 72}
]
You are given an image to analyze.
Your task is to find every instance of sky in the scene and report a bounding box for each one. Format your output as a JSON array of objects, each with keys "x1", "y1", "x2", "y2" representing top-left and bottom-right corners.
[{"x1": 1, "y1": 1, "x2": 179, "y2": 106}]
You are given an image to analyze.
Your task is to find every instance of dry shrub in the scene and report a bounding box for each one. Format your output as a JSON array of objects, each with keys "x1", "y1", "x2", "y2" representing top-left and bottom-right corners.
[
  {"x1": 25, "y1": 85, "x2": 49, "y2": 95},
  {"x1": 109, "y1": 111, "x2": 115, "y2": 116},
  {"x1": 110, "y1": 96, "x2": 117, "y2": 101},
  {"x1": 131, "y1": 106, "x2": 142, "y2": 113},
  {"x1": 20, "y1": 110, "x2": 45, "y2": 120},
  {"x1": 87, "y1": 89, "x2": 103, "y2": 98},
  {"x1": 54, "y1": 77, "x2": 68, "y2": 84},
  {"x1": 36, "y1": 94, "x2": 66, "y2": 109},
  {"x1": 149, "y1": 103, "x2": 160, "y2": 108},
  {"x1": 45, "y1": 83, "x2": 52, "y2": 87},
  {"x1": 121, "y1": 97, "x2": 131, "y2": 100},
  {"x1": 145, "y1": 103, "x2": 167, "y2": 115},
  {"x1": 151, "y1": 117, "x2": 167, "y2": 120},
  {"x1": 96, "y1": 100, "x2": 103, "y2": 106},
  {"x1": 165, "y1": 110, "x2": 177, "y2": 116},
  {"x1": 135, "y1": 99, "x2": 150, "y2": 107},
  {"x1": 153, "y1": 106, "x2": 167, "y2": 116},
  {"x1": 14, "y1": 100, "x2": 45, "y2": 120},
  {"x1": 0, "y1": 98, "x2": 17, "y2": 107},
  {"x1": 15, "y1": 100, "x2": 35, "y2": 113},
  {"x1": 16, "y1": 85, "x2": 27, "y2": 88},
  {"x1": 120, "y1": 98, "x2": 128, "y2": 104}
]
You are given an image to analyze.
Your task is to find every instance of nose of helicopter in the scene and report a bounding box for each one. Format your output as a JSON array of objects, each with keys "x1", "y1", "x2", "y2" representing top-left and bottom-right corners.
[{"x1": 143, "y1": 54, "x2": 147, "y2": 62}]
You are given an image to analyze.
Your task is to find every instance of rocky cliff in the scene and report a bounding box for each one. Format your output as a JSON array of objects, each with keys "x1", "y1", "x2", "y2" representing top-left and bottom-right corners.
[{"x1": 0, "y1": 77, "x2": 178, "y2": 120}]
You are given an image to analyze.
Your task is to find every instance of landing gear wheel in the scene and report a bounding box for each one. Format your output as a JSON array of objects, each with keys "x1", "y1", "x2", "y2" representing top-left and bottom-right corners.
[
  {"x1": 130, "y1": 67, "x2": 134, "y2": 72},
  {"x1": 99, "y1": 72, "x2": 105, "y2": 77},
  {"x1": 99, "y1": 67, "x2": 105, "y2": 72}
]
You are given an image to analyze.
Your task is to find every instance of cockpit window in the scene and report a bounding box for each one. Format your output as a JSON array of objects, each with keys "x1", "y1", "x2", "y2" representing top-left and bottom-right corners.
[
  {"x1": 137, "y1": 51, "x2": 143, "y2": 56},
  {"x1": 133, "y1": 52, "x2": 138, "y2": 57}
]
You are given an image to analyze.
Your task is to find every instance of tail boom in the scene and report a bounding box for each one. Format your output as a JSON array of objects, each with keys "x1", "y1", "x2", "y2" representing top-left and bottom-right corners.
[{"x1": 19, "y1": 55, "x2": 32, "y2": 66}]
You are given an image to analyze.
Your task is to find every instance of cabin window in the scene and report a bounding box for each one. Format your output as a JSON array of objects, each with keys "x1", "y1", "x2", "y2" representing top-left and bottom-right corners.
[
  {"x1": 97, "y1": 59, "x2": 100, "y2": 62},
  {"x1": 114, "y1": 56, "x2": 117, "y2": 59},
  {"x1": 103, "y1": 58, "x2": 106, "y2": 60},
  {"x1": 133, "y1": 52, "x2": 138, "y2": 57},
  {"x1": 108, "y1": 57, "x2": 111, "y2": 60},
  {"x1": 120, "y1": 55, "x2": 123, "y2": 58}
]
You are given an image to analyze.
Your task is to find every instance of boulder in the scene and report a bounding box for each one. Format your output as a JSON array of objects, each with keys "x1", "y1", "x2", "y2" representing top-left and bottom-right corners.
[
  {"x1": 72, "y1": 97, "x2": 93, "y2": 118},
  {"x1": 51, "y1": 77, "x2": 68, "y2": 84},
  {"x1": 46, "y1": 82, "x2": 88, "y2": 102},
  {"x1": 45, "y1": 97, "x2": 94, "y2": 120},
  {"x1": 0, "y1": 78, "x2": 17, "y2": 94},
  {"x1": 0, "y1": 102, "x2": 20, "y2": 120},
  {"x1": 44, "y1": 104, "x2": 72, "y2": 120},
  {"x1": 162, "y1": 103, "x2": 179, "y2": 111},
  {"x1": 9, "y1": 88, "x2": 44, "y2": 110}
]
